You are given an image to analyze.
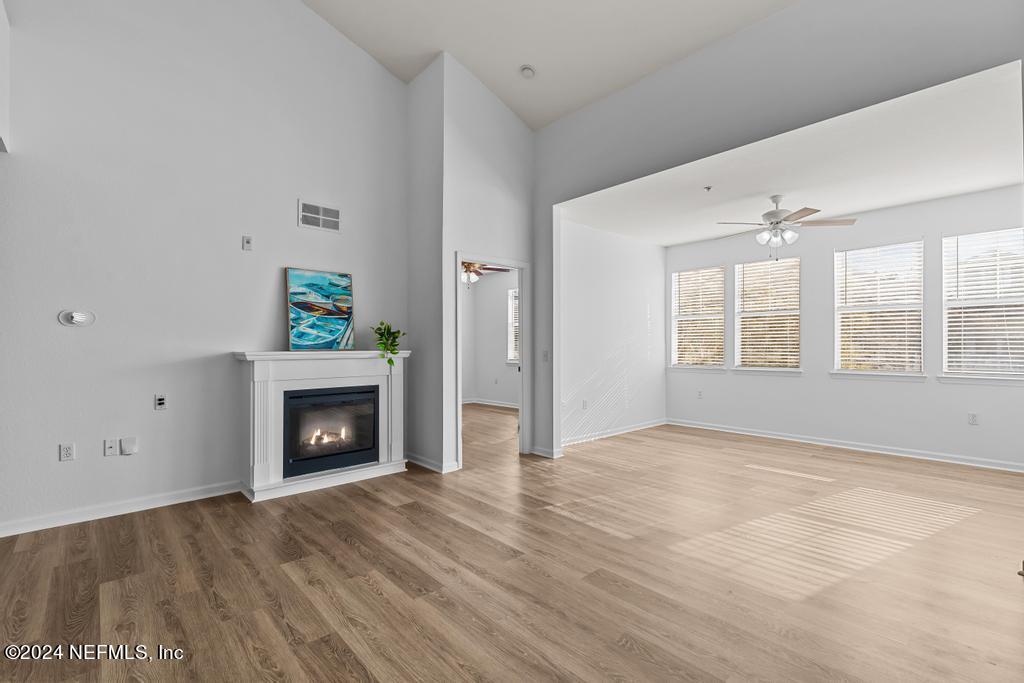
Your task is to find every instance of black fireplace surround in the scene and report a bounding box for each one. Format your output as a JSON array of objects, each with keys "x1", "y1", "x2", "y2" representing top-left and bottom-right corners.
[{"x1": 282, "y1": 385, "x2": 379, "y2": 478}]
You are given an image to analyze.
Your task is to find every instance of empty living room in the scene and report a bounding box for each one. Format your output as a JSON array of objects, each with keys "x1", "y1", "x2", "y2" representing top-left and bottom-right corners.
[{"x1": 2, "y1": 0, "x2": 1024, "y2": 680}]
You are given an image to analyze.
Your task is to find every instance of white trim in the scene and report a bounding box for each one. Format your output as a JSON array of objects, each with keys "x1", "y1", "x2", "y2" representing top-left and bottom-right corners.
[
  {"x1": 937, "y1": 374, "x2": 1024, "y2": 386},
  {"x1": 530, "y1": 447, "x2": 563, "y2": 459},
  {"x1": 0, "y1": 480, "x2": 241, "y2": 539},
  {"x1": 406, "y1": 452, "x2": 462, "y2": 473},
  {"x1": 669, "y1": 365, "x2": 727, "y2": 373},
  {"x1": 462, "y1": 398, "x2": 519, "y2": 409},
  {"x1": 829, "y1": 370, "x2": 928, "y2": 382},
  {"x1": 666, "y1": 418, "x2": 1024, "y2": 474},
  {"x1": 243, "y1": 461, "x2": 407, "y2": 502},
  {"x1": 732, "y1": 367, "x2": 803, "y2": 375},
  {"x1": 562, "y1": 418, "x2": 667, "y2": 446}
]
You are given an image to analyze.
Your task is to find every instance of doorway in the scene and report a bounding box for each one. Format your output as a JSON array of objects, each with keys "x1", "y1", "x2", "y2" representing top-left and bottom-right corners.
[{"x1": 455, "y1": 254, "x2": 530, "y2": 469}]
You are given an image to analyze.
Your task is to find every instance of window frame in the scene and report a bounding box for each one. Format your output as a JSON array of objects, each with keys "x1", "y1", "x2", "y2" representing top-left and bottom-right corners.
[
  {"x1": 941, "y1": 227, "x2": 1024, "y2": 379},
  {"x1": 506, "y1": 287, "x2": 520, "y2": 364},
  {"x1": 734, "y1": 257, "x2": 801, "y2": 370},
  {"x1": 670, "y1": 266, "x2": 726, "y2": 368},
  {"x1": 833, "y1": 239, "x2": 925, "y2": 375}
]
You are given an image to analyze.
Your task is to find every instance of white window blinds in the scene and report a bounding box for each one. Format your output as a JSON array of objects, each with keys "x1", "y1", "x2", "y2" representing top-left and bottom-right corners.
[
  {"x1": 507, "y1": 288, "x2": 520, "y2": 363},
  {"x1": 942, "y1": 227, "x2": 1024, "y2": 376},
  {"x1": 834, "y1": 241, "x2": 923, "y2": 372},
  {"x1": 735, "y1": 258, "x2": 800, "y2": 368},
  {"x1": 671, "y1": 267, "x2": 725, "y2": 366}
]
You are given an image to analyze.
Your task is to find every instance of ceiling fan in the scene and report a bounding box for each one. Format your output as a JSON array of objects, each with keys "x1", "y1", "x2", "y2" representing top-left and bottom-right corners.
[
  {"x1": 461, "y1": 261, "x2": 509, "y2": 284},
  {"x1": 718, "y1": 195, "x2": 857, "y2": 249}
]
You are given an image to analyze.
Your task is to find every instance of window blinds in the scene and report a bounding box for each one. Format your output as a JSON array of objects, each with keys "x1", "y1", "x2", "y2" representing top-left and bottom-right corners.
[
  {"x1": 507, "y1": 288, "x2": 520, "y2": 362},
  {"x1": 834, "y1": 241, "x2": 923, "y2": 372},
  {"x1": 942, "y1": 227, "x2": 1024, "y2": 376},
  {"x1": 671, "y1": 267, "x2": 725, "y2": 366},
  {"x1": 735, "y1": 258, "x2": 800, "y2": 368}
]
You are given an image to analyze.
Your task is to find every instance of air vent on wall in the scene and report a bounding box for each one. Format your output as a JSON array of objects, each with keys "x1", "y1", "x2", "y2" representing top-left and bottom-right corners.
[{"x1": 297, "y1": 199, "x2": 341, "y2": 233}]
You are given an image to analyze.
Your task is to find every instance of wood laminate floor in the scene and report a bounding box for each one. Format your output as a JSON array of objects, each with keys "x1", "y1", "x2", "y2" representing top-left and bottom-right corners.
[{"x1": 3, "y1": 404, "x2": 1024, "y2": 681}]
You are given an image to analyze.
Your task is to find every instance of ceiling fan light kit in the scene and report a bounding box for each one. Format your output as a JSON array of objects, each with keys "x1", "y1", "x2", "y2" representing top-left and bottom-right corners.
[{"x1": 718, "y1": 194, "x2": 856, "y2": 254}]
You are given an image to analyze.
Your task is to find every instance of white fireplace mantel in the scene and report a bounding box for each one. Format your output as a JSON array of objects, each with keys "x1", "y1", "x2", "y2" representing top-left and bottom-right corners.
[{"x1": 235, "y1": 350, "x2": 410, "y2": 502}]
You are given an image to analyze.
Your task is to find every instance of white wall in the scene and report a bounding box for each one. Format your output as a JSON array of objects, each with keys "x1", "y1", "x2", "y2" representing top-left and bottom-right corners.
[
  {"x1": 561, "y1": 222, "x2": 665, "y2": 444},
  {"x1": 535, "y1": 0, "x2": 1024, "y2": 454},
  {"x1": 405, "y1": 55, "x2": 445, "y2": 468},
  {"x1": 0, "y1": 0, "x2": 408, "y2": 531},
  {"x1": 0, "y1": 0, "x2": 10, "y2": 151},
  {"x1": 666, "y1": 186, "x2": 1024, "y2": 470},
  {"x1": 463, "y1": 270, "x2": 520, "y2": 407},
  {"x1": 439, "y1": 54, "x2": 533, "y2": 470},
  {"x1": 403, "y1": 53, "x2": 533, "y2": 473}
]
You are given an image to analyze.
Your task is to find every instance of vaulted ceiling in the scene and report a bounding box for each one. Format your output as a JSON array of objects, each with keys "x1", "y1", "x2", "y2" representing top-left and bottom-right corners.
[{"x1": 302, "y1": 0, "x2": 796, "y2": 129}]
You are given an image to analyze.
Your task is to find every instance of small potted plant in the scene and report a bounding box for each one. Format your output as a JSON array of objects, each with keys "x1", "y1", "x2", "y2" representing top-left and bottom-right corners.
[{"x1": 371, "y1": 321, "x2": 406, "y2": 367}]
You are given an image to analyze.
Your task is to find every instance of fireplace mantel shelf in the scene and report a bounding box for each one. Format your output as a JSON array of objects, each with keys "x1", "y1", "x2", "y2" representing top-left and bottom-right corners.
[{"x1": 235, "y1": 350, "x2": 411, "y2": 362}]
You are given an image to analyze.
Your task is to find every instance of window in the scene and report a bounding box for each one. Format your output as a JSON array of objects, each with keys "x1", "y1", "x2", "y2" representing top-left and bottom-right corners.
[
  {"x1": 507, "y1": 288, "x2": 520, "y2": 363},
  {"x1": 834, "y1": 241, "x2": 923, "y2": 373},
  {"x1": 671, "y1": 267, "x2": 725, "y2": 366},
  {"x1": 735, "y1": 258, "x2": 800, "y2": 368},
  {"x1": 942, "y1": 227, "x2": 1024, "y2": 376}
]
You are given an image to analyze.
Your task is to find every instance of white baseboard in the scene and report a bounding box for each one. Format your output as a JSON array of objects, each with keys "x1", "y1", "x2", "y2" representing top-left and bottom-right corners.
[
  {"x1": 462, "y1": 398, "x2": 519, "y2": 409},
  {"x1": 405, "y1": 452, "x2": 461, "y2": 473},
  {"x1": 561, "y1": 417, "x2": 668, "y2": 447},
  {"x1": 244, "y1": 461, "x2": 406, "y2": 502},
  {"x1": 0, "y1": 480, "x2": 241, "y2": 539},
  {"x1": 530, "y1": 446, "x2": 563, "y2": 459},
  {"x1": 666, "y1": 418, "x2": 1024, "y2": 474}
]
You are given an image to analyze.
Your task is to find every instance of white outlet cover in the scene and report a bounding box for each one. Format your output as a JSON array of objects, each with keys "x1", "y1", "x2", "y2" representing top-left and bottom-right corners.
[{"x1": 59, "y1": 443, "x2": 75, "y2": 461}]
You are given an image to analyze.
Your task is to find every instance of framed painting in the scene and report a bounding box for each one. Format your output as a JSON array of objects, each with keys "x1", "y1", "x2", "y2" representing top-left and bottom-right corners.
[{"x1": 285, "y1": 268, "x2": 354, "y2": 351}]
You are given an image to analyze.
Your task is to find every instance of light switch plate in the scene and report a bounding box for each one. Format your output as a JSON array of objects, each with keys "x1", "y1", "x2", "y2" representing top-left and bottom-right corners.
[
  {"x1": 119, "y1": 436, "x2": 139, "y2": 456},
  {"x1": 104, "y1": 439, "x2": 118, "y2": 457}
]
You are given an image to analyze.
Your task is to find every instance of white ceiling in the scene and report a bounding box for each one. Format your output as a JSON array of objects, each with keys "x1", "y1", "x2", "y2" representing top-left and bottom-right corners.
[
  {"x1": 302, "y1": 0, "x2": 796, "y2": 129},
  {"x1": 559, "y1": 63, "x2": 1024, "y2": 246}
]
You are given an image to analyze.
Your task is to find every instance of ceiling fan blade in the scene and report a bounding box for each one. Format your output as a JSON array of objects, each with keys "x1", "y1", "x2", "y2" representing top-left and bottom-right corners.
[
  {"x1": 797, "y1": 218, "x2": 857, "y2": 227},
  {"x1": 709, "y1": 228, "x2": 759, "y2": 241},
  {"x1": 782, "y1": 207, "x2": 820, "y2": 223},
  {"x1": 479, "y1": 266, "x2": 510, "y2": 272},
  {"x1": 716, "y1": 221, "x2": 764, "y2": 225}
]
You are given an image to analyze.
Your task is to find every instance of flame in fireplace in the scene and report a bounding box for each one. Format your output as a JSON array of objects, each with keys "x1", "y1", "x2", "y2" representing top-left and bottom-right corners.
[{"x1": 341, "y1": 426, "x2": 347, "y2": 440}]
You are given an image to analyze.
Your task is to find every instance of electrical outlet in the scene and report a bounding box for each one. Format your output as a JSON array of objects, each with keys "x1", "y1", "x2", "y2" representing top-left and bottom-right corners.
[
  {"x1": 241, "y1": 235, "x2": 253, "y2": 251},
  {"x1": 967, "y1": 412, "x2": 979, "y2": 426},
  {"x1": 582, "y1": 399, "x2": 588, "y2": 410},
  {"x1": 59, "y1": 443, "x2": 75, "y2": 462},
  {"x1": 104, "y1": 439, "x2": 118, "y2": 457},
  {"x1": 697, "y1": 390, "x2": 703, "y2": 399},
  {"x1": 154, "y1": 394, "x2": 167, "y2": 410}
]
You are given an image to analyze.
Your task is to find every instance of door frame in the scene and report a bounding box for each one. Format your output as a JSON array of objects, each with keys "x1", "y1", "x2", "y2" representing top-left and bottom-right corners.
[{"x1": 454, "y1": 251, "x2": 532, "y2": 469}]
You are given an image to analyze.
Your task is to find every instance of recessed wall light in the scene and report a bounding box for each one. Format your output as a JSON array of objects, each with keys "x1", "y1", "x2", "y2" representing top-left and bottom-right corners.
[{"x1": 519, "y1": 64, "x2": 536, "y2": 79}]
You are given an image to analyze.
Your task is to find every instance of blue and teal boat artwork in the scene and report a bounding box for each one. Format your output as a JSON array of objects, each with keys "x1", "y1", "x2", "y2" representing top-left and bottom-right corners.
[{"x1": 285, "y1": 268, "x2": 354, "y2": 350}]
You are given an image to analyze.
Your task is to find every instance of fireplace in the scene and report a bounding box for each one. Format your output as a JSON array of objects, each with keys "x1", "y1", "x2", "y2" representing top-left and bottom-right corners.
[{"x1": 282, "y1": 385, "x2": 379, "y2": 478}]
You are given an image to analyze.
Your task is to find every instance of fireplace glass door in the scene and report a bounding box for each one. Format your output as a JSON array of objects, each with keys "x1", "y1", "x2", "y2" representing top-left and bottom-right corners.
[{"x1": 283, "y1": 385, "x2": 379, "y2": 478}]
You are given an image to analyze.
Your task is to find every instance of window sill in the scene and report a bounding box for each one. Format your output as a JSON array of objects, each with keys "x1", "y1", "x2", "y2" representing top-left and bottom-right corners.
[
  {"x1": 669, "y1": 365, "x2": 727, "y2": 373},
  {"x1": 506, "y1": 361, "x2": 520, "y2": 366},
  {"x1": 829, "y1": 370, "x2": 927, "y2": 382},
  {"x1": 937, "y1": 374, "x2": 1024, "y2": 386},
  {"x1": 731, "y1": 367, "x2": 803, "y2": 376}
]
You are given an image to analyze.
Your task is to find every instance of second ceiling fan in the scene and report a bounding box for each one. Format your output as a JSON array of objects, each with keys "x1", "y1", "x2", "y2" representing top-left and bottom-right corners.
[{"x1": 718, "y1": 194, "x2": 857, "y2": 248}]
